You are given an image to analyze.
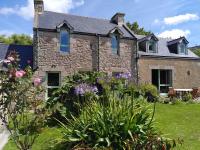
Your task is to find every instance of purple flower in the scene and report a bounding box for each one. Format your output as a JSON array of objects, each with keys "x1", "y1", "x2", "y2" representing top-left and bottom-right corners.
[
  {"x1": 115, "y1": 72, "x2": 131, "y2": 79},
  {"x1": 91, "y1": 86, "x2": 98, "y2": 93},
  {"x1": 74, "y1": 83, "x2": 98, "y2": 96}
]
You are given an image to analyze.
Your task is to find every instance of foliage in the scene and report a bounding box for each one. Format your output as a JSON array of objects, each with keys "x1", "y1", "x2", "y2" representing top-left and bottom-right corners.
[
  {"x1": 0, "y1": 52, "x2": 45, "y2": 150},
  {"x1": 193, "y1": 48, "x2": 200, "y2": 57},
  {"x1": 182, "y1": 92, "x2": 193, "y2": 102},
  {"x1": 46, "y1": 72, "x2": 105, "y2": 124},
  {"x1": 0, "y1": 34, "x2": 32, "y2": 45},
  {"x1": 59, "y1": 95, "x2": 176, "y2": 149},
  {"x1": 140, "y1": 84, "x2": 159, "y2": 102},
  {"x1": 126, "y1": 22, "x2": 151, "y2": 35}
]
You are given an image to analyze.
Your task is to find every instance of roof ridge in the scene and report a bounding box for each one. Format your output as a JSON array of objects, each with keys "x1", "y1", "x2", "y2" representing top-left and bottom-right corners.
[{"x1": 44, "y1": 11, "x2": 111, "y2": 22}]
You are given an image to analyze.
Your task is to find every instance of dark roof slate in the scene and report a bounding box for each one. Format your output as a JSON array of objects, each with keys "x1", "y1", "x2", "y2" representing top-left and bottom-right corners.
[
  {"x1": 37, "y1": 11, "x2": 134, "y2": 38},
  {"x1": 0, "y1": 44, "x2": 33, "y2": 69}
]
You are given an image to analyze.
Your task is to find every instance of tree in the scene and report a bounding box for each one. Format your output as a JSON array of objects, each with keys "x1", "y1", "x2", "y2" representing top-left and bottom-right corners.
[
  {"x1": 127, "y1": 22, "x2": 151, "y2": 35},
  {"x1": 0, "y1": 34, "x2": 32, "y2": 45}
]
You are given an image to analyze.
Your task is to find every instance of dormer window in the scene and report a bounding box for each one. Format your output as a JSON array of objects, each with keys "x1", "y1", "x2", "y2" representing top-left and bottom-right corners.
[
  {"x1": 60, "y1": 29, "x2": 70, "y2": 53},
  {"x1": 148, "y1": 40, "x2": 157, "y2": 53},
  {"x1": 178, "y1": 43, "x2": 187, "y2": 54},
  {"x1": 167, "y1": 37, "x2": 189, "y2": 55},
  {"x1": 111, "y1": 34, "x2": 120, "y2": 55}
]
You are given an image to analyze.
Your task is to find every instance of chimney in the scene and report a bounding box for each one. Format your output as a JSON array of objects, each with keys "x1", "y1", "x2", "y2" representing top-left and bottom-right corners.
[
  {"x1": 111, "y1": 12, "x2": 125, "y2": 26},
  {"x1": 34, "y1": 0, "x2": 44, "y2": 14}
]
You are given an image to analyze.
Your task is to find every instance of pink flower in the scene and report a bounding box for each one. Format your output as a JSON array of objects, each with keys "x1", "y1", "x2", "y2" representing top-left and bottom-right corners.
[
  {"x1": 33, "y1": 78, "x2": 42, "y2": 86},
  {"x1": 3, "y1": 59, "x2": 11, "y2": 64},
  {"x1": 15, "y1": 70, "x2": 26, "y2": 78},
  {"x1": 7, "y1": 57, "x2": 15, "y2": 62}
]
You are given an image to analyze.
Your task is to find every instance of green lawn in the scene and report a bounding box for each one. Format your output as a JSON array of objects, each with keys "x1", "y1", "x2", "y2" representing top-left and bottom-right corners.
[
  {"x1": 4, "y1": 127, "x2": 63, "y2": 150},
  {"x1": 4, "y1": 103, "x2": 200, "y2": 150},
  {"x1": 154, "y1": 103, "x2": 200, "y2": 150}
]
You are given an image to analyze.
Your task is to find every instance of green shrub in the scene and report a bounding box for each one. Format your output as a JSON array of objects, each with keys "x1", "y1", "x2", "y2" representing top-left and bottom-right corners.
[
  {"x1": 140, "y1": 84, "x2": 159, "y2": 102},
  {"x1": 182, "y1": 93, "x2": 193, "y2": 102},
  {"x1": 58, "y1": 95, "x2": 176, "y2": 149},
  {"x1": 46, "y1": 72, "x2": 105, "y2": 124}
]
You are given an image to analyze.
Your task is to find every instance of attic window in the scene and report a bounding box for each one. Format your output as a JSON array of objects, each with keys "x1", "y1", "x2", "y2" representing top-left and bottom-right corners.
[
  {"x1": 148, "y1": 40, "x2": 157, "y2": 53},
  {"x1": 178, "y1": 43, "x2": 187, "y2": 54},
  {"x1": 60, "y1": 29, "x2": 70, "y2": 53},
  {"x1": 111, "y1": 34, "x2": 120, "y2": 55}
]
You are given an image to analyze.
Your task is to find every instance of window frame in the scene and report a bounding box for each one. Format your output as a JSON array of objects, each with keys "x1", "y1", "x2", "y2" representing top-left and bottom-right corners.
[
  {"x1": 148, "y1": 39, "x2": 157, "y2": 53},
  {"x1": 111, "y1": 34, "x2": 120, "y2": 55},
  {"x1": 59, "y1": 28, "x2": 70, "y2": 54},
  {"x1": 46, "y1": 72, "x2": 61, "y2": 99},
  {"x1": 152, "y1": 69, "x2": 173, "y2": 94},
  {"x1": 178, "y1": 42, "x2": 187, "y2": 55}
]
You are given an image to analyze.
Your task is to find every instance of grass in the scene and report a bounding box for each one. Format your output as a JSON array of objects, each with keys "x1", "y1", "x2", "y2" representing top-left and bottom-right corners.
[
  {"x1": 4, "y1": 127, "x2": 63, "y2": 150},
  {"x1": 4, "y1": 102, "x2": 200, "y2": 150},
  {"x1": 154, "y1": 102, "x2": 200, "y2": 150}
]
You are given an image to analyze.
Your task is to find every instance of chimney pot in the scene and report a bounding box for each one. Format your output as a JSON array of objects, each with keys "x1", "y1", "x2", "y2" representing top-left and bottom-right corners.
[
  {"x1": 34, "y1": 0, "x2": 44, "y2": 14},
  {"x1": 111, "y1": 12, "x2": 125, "y2": 26}
]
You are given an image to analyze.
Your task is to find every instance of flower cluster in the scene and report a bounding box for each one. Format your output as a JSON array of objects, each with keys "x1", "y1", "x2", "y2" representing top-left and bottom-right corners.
[
  {"x1": 115, "y1": 72, "x2": 131, "y2": 79},
  {"x1": 33, "y1": 78, "x2": 42, "y2": 86},
  {"x1": 74, "y1": 83, "x2": 98, "y2": 96}
]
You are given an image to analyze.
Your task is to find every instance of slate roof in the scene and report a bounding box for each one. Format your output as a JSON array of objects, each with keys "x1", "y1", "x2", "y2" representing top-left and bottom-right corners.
[
  {"x1": 36, "y1": 11, "x2": 135, "y2": 38},
  {"x1": 0, "y1": 44, "x2": 33, "y2": 69},
  {"x1": 137, "y1": 35, "x2": 199, "y2": 59}
]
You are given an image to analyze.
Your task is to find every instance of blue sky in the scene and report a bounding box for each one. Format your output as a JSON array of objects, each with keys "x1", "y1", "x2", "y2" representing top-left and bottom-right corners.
[{"x1": 0, "y1": 0, "x2": 199, "y2": 46}]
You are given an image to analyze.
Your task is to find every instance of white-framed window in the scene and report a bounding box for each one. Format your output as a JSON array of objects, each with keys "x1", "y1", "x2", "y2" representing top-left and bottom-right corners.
[
  {"x1": 60, "y1": 29, "x2": 70, "y2": 53},
  {"x1": 178, "y1": 43, "x2": 187, "y2": 54},
  {"x1": 111, "y1": 34, "x2": 120, "y2": 55},
  {"x1": 148, "y1": 40, "x2": 157, "y2": 53},
  {"x1": 46, "y1": 72, "x2": 60, "y2": 98}
]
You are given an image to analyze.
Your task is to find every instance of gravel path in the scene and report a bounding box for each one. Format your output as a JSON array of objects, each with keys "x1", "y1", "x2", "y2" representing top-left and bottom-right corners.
[{"x1": 0, "y1": 122, "x2": 10, "y2": 150}]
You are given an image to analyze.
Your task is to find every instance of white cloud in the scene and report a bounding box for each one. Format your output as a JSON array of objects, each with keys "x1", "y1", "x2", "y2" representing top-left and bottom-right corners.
[
  {"x1": 0, "y1": 7, "x2": 15, "y2": 15},
  {"x1": 0, "y1": 0, "x2": 84, "y2": 20},
  {"x1": 0, "y1": 30, "x2": 15, "y2": 36},
  {"x1": 158, "y1": 29, "x2": 191, "y2": 39},
  {"x1": 164, "y1": 13, "x2": 199, "y2": 25}
]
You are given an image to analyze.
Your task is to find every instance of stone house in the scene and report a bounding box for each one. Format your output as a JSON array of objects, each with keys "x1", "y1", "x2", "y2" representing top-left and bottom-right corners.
[
  {"x1": 33, "y1": 0, "x2": 137, "y2": 97},
  {"x1": 137, "y1": 34, "x2": 200, "y2": 94}
]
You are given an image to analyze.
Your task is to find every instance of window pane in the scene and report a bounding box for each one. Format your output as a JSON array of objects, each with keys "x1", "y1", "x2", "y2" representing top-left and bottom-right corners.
[
  {"x1": 152, "y1": 69, "x2": 159, "y2": 89},
  {"x1": 179, "y1": 43, "x2": 185, "y2": 54},
  {"x1": 160, "y1": 70, "x2": 171, "y2": 85},
  {"x1": 149, "y1": 40, "x2": 156, "y2": 52},
  {"x1": 160, "y1": 86, "x2": 169, "y2": 93},
  {"x1": 60, "y1": 30, "x2": 70, "y2": 52},
  {"x1": 111, "y1": 35, "x2": 119, "y2": 54},
  {"x1": 48, "y1": 73, "x2": 60, "y2": 86}
]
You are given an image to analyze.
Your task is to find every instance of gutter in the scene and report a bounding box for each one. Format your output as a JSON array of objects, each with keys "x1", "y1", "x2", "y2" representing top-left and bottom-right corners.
[
  {"x1": 140, "y1": 54, "x2": 200, "y2": 61},
  {"x1": 97, "y1": 34, "x2": 100, "y2": 72},
  {"x1": 136, "y1": 41, "x2": 139, "y2": 85}
]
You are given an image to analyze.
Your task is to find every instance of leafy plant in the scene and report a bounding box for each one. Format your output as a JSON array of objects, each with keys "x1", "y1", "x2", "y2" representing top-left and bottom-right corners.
[
  {"x1": 0, "y1": 52, "x2": 45, "y2": 150},
  {"x1": 140, "y1": 84, "x2": 159, "y2": 102},
  {"x1": 58, "y1": 95, "x2": 176, "y2": 149},
  {"x1": 182, "y1": 92, "x2": 193, "y2": 102}
]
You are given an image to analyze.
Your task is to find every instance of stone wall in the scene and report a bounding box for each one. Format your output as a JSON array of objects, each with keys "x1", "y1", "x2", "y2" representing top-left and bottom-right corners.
[
  {"x1": 33, "y1": 30, "x2": 137, "y2": 83},
  {"x1": 138, "y1": 57, "x2": 200, "y2": 89},
  {"x1": 99, "y1": 37, "x2": 137, "y2": 78}
]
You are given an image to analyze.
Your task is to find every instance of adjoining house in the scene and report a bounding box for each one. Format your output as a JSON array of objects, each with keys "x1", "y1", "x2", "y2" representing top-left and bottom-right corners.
[
  {"x1": 1, "y1": 0, "x2": 200, "y2": 97},
  {"x1": 0, "y1": 43, "x2": 33, "y2": 70},
  {"x1": 137, "y1": 34, "x2": 200, "y2": 94}
]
